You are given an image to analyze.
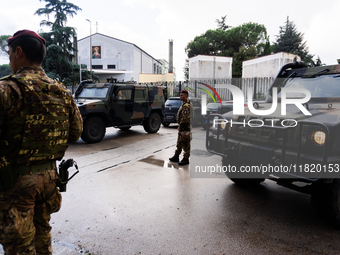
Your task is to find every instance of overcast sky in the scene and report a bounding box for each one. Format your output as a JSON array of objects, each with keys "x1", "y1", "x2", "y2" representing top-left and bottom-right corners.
[{"x1": 1, "y1": 0, "x2": 339, "y2": 80}]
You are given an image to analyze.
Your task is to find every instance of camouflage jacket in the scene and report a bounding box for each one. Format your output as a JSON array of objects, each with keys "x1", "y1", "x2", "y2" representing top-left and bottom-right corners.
[
  {"x1": 177, "y1": 99, "x2": 193, "y2": 132},
  {"x1": 0, "y1": 66, "x2": 83, "y2": 168}
]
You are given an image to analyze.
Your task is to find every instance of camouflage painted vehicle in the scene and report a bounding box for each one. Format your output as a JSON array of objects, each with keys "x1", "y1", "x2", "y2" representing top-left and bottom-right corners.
[
  {"x1": 74, "y1": 80, "x2": 166, "y2": 143},
  {"x1": 206, "y1": 61, "x2": 340, "y2": 226}
]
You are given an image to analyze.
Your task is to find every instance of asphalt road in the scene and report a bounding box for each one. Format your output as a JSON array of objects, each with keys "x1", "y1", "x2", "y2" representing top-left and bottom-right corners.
[{"x1": 1, "y1": 125, "x2": 340, "y2": 254}]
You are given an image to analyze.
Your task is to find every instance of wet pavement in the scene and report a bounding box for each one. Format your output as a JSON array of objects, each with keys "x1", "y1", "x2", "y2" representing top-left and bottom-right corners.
[{"x1": 1, "y1": 126, "x2": 340, "y2": 254}]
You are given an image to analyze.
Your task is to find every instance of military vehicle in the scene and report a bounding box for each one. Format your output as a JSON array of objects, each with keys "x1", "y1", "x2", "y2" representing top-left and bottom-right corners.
[
  {"x1": 74, "y1": 80, "x2": 166, "y2": 143},
  {"x1": 206, "y1": 61, "x2": 340, "y2": 226}
]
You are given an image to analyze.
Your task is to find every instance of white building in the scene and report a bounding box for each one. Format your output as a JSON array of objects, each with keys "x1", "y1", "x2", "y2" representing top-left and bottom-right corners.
[
  {"x1": 242, "y1": 52, "x2": 301, "y2": 78},
  {"x1": 189, "y1": 55, "x2": 233, "y2": 80},
  {"x1": 78, "y1": 33, "x2": 163, "y2": 83}
]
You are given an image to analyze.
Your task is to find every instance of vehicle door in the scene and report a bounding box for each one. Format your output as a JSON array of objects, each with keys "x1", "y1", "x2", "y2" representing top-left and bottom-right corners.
[
  {"x1": 111, "y1": 86, "x2": 134, "y2": 125},
  {"x1": 131, "y1": 86, "x2": 149, "y2": 124}
]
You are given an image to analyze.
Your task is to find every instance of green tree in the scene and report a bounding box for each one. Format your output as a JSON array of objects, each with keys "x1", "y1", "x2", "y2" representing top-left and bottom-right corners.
[
  {"x1": 185, "y1": 21, "x2": 269, "y2": 77},
  {"x1": 35, "y1": 0, "x2": 82, "y2": 85},
  {"x1": 216, "y1": 15, "x2": 231, "y2": 31},
  {"x1": 309, "y1": 56, "x2": 325, "y2": 67},
  {"x1": 273, "y1": 16, "x2": 314, "y2": 66},
  {"x1": 183, "y1": 59, "x2": 189, "y2": 82},
  {"x1": 260, "y1": 37, "x2": 272, "y2": 57},
  {"x1": 0, "y1": 64, "x2": 12, "y2": 77},
  {"x1": 233, "y1": 46, "x2": 257, "y2": 77},
  {"x1": 0, "y1": 35, "x2": 10, "y2": 57}
]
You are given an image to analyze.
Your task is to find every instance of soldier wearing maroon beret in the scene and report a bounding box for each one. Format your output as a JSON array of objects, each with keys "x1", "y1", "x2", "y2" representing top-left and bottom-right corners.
[
  {"x1": 0, "y1": 30, "x2": 83, "y2": 254},
  {"x1": 169, "y1": 90, "x2": 193, "y2": 165}
]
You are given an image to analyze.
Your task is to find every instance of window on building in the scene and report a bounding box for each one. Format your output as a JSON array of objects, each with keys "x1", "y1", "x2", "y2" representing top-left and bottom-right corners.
[
  {"x1": 108, "y1": 65, "x2": 116, "y2": 69},
  {"x1": 153, "y1": 63, "x2": 156, "y2": 74},
  {"x1": 92, "y1": 65, "x2": 103, "y2": 69}
]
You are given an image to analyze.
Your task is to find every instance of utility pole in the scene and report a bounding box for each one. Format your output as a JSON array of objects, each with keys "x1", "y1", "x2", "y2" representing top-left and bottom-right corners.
[{"x1": 86, "y1": 19, "x2": 92, "y2": 79}]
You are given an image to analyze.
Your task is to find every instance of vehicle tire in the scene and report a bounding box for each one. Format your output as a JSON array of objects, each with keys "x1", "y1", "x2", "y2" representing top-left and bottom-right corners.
[
  {"x1": 163, "y1": 122, "x2": 170, "y2": 127},
  {"x1": 81, "y1": 116, "x2": 106, "y2": 143},
  {"x1": 222, "y1": 157, "x2": 264, "y2": 186},
  {"x1": 311, "y1": 180, "x2": 340, "y2": 226},
  {"x1": 143, "y1": 112, "x2": 161, "y2": 133},
  {"x1": 119, "y1": 126, "x2": 131, "y2": 131}
]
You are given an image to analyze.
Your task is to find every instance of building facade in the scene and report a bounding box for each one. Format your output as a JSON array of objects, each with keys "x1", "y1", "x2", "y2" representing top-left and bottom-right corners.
[{"x1": 78, "y1": 33, "x2": 163, "y2": 83}]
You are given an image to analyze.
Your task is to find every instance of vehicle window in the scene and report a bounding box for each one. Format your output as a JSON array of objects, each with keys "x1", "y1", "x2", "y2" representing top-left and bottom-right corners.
[
  {"x1": 278, "y1": 75, "x2": 340, "y2": 98},
  {"x1": 115, "y1": 89, "x2": 132, "y2": 100},
  {"x1": 219, "y1": 105, "x2": 233, "y2": 114},
  {"x1": 206, "y1": 103, "x2": 218, "y2": 111},
  {"x1": 135, "y1": 89, "x2": 148, "y2": 101},
  {"x1": 166, "y1": 99, "x2": 182, "y2": 107},
  {"x1": 78, "y1": 87, "x2": 108, "y2": 98}
]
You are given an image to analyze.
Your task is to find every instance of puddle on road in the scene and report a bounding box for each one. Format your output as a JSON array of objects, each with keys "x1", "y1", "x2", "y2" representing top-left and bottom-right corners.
[
  {"x1": 191, "y1": 149, "x2": 213, "y2": 157},
  {"x1": 139, "y1": 155, "x2": 185, "y2": 169},
  {"x1": 52, "y1": 240, "x2": 90, "y2": 254}
]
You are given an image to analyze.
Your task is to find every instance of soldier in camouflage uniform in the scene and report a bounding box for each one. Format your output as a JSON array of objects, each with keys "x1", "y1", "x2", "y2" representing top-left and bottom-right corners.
[
  {"x1": 169, "y1": 90, "x2": 192, "y2": 165},
  {"x1": 0, "y1": 30, "x2": 83, "y2": 254}
]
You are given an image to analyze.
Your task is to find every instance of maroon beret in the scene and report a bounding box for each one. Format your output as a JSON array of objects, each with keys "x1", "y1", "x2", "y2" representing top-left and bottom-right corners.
[
  {"x1": 180, "y1": 90, "x2": 189, "y2": 95},
  {"x1": 8, "y1": 29, "x2": 46, "y2": 46}
]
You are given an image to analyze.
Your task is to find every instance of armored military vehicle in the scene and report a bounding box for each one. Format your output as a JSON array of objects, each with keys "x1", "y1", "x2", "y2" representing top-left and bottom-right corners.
[
  {"x1": 206, "y1": 61, "x2": 340, "y2": 226},
  {"x1": 74, "y1": 80, "x2": 166, "y2": 143}
]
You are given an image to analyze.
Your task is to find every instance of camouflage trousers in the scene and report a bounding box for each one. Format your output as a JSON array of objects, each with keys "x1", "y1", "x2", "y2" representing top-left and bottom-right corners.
[
  {"x1": 0, "y1": 169, "x2": 62, "y2": 255},
  {"x1": 175, "y1": 131, "x2": 191, "y2": 158}
]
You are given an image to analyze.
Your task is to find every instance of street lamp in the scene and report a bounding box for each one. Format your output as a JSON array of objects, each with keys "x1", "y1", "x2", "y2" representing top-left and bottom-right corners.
[{"x1": 86, "y1": 19, "x2": 92, "y2": 79}]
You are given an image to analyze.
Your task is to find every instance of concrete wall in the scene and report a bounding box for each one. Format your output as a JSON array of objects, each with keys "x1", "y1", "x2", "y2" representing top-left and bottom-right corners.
[
  {"x1": 242, "y1": 52, "x2": 301, "y2": 78},
  {"x1": 78, "y1": 33, "x2": 163, "y2": 83},
  {"x1": 189, "y1": 55, "x2": 232, "y2": 80}
]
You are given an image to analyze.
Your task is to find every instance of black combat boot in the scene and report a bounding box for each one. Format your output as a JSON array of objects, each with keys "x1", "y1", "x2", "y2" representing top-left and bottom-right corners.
[
  {"x1": 169, "y1": 154, "x2": 180, "y2": 163},
  {"x1": 178, "y1": 157, "x2": 189, "y2": 165}
]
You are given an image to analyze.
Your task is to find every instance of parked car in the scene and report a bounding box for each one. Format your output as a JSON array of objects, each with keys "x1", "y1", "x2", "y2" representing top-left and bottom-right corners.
[
  {"x1": 201, "y1": 102, "x2": 234, "y2": 129},
  {"x1": 163, "y1": 97, "x2": 201, "y2": 127}
]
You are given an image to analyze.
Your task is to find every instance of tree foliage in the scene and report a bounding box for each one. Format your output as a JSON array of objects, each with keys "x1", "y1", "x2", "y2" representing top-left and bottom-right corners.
[
  {"x1": 216, "y1": 15, "x2": 231, "y2": 31},
  {"x1": 233, "y1": 46, "x2": 257, "y2": 77},
  {"x1": 0, "y1": 35, "x2": 10, "y2": 57},
  {"x1": 309, "y1": 56, "x2": 325, "y2": 67},
  {"x1": 273, "y1": 17, "x2": 316, "y2": 66},
  {"x1": 0, "y1": 64, "x2": 12, "y2": 77},
  {"x1": 35, "y1": 0, "x2": 84, "y2": 85},
  {"x1": 183, "y1": 59, "x2": 189, "y2": 81},
  {"x1": 185, "y1": 18, "x2": 269, "y2": 77},
  {"x1": 35, "y1": 0, "x2": 80, "y2": 27},
  {"x1": 185, "y1": 15, "x2": 325, "y2": 78}
]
